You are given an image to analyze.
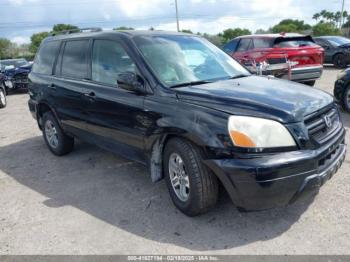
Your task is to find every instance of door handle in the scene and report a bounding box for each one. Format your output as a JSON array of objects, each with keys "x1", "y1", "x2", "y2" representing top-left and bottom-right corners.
[
  {"x1": 83, "y1": 91, "x2": 96, "y2": 100},
  {"x1": 84, "y1": 91, "x2": 95, "y2": 97},
  {"x1": 48, "y1": 83, "x2": 56, "y2": 90}
]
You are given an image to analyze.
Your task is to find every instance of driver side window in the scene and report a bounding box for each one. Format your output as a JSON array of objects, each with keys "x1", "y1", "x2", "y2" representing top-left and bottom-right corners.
[{"x1": 92, "y1": 40, "x2": 136, "y2": 86}]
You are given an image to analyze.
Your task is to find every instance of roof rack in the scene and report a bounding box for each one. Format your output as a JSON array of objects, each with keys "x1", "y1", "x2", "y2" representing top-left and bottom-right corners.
[{"x1": 49, "y1": 27, "x2": 102, "y2": 36}]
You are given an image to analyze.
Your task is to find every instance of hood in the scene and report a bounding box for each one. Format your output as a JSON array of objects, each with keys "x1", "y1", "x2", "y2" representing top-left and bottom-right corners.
[
  {"x1": 4, "y1": 66, "x2": 30, "y2": 78},
  {"x1": 340, "y1": 43, "x2": 350, "y2": 48},
  {"x1": 175, "y1": 76, "x2": 333, "y2": 123}
]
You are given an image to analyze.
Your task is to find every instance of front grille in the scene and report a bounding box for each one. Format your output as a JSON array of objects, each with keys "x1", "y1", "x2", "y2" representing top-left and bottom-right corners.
[
  {"x1": 13, "y1": 73, "x2": 28, "y2": 83},
  {"x1": 304, "y1": 105, "x2": 342, "y2": 146}
]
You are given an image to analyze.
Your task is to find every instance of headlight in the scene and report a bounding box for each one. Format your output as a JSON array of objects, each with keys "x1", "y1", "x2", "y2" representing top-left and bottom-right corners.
[
  {"x1": 228, "y1": 116, "x2": 296, "y2": 148},
  {"x1": 337, "y1": 70, "x2": 347, "y2": 80}
]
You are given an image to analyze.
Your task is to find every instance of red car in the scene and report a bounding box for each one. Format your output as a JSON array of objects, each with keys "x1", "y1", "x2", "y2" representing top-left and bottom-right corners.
[{"x1": 223, "y1": 33, "x2": 324, "y2": 86}]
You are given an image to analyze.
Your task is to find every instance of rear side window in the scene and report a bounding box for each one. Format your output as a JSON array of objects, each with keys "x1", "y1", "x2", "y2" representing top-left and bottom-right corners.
[
  {"x1": 253, "y1": 38, "x2": 273, "y2": 48},
  {"x1": 61, "y1": 40, "x2": 89, "y2": 79},
  {"x1": 32, "y1": 41, "x2": 60, "y2": 75},
  {"x1": 223, "y1": 39, "x2": 239, "y2": 53},
  {"x1": 237, "y1": 39, "x2": 252, "y2": 52}
]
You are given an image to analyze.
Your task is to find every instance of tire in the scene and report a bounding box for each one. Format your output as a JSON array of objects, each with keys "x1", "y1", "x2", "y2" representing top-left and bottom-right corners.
[
  {"x1": 333, "y1": 53, "x2": 348, "y2": 68},
  {"x1": 303, "y1": 80, "x2": 316, "y2": 87},
  {"x1": 42, "y1": 112, "x2": 74, "y2": 156},
  {"x1": 0, "y1": 86, "x2": 7, "y2": 108},
  {"x1": 342, "y1": 86, "x2": 350, "y2": 113},
  {"x1": 163, "y1": 138, "x2": 218, "y2": 216}
]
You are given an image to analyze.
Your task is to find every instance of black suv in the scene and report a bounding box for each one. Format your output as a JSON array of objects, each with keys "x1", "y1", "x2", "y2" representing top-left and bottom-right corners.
[{"x1": 28, "y1": 29, "x2": 346, "y2": 216}]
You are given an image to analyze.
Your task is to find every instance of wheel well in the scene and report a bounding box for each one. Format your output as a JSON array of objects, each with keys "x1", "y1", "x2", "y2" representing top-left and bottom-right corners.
[
  {"x1": 333, "y1": 52, "x2": 345, "y2": 60},
  {"x1": 37, "y1": 103, "x2": 52, "y2": 128},
  {"x1": 149, "y1": 134, "x2": 209, "y2": 183}
]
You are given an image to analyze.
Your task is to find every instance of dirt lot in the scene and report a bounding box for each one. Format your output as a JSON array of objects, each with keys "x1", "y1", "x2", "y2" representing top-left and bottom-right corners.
[{"x1": 0, "y1": 67, "x2": 349, "y2": 255}]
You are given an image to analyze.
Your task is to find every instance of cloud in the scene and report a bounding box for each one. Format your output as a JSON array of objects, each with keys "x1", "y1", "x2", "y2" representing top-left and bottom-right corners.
[
  {"x1": 11, "y1": 36, "x2": 30, "y2": 45},
  {"x1": 117, "y1": 0, "x2": 167, "y2": 17},
  {"x1": 7, "y1": 0, "x2": 41, "y2": 5}
]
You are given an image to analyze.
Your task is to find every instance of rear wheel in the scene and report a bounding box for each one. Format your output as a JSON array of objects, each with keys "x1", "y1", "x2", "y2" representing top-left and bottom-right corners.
[
  {"x1": 342, "y1": 86, "x2": 350, "y2": 113},
  {"x1": 164, "y1": 138, "x2": 218, "y2": 216},
  {"x1": 333, "y1": 53, "x2": 348, "y2": 68},
  {"x1": 0, "y1": 86, "x2": 7, "y2": 108},
  {"x1": 42, "y1": 112, "x2": 74, "y2": 156}
]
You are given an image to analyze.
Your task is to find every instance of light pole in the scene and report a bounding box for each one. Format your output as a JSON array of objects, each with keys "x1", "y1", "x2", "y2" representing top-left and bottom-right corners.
[
  {"x1": 341, "y1": 0, "x2": 345, "y2": 28},
  {"x1": 175, "y1": 0, "x2": 180, "y2": 32}
]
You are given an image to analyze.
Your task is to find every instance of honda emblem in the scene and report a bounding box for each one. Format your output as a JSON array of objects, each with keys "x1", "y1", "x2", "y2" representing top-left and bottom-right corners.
[{"x1": 323, "y1": 115, "x2": 332, "y2": 128}]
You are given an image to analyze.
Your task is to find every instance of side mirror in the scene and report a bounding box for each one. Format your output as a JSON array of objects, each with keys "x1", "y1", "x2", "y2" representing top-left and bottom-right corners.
[
  {"x1": 323, "y1": 45, "x2": 330, "y2": 50},
  {"x1": 117, "y1": 72, "x2": 145, "y2": 93},
  {"x1": 4, "y1": 65, "x2": 15, "y2": 71}
]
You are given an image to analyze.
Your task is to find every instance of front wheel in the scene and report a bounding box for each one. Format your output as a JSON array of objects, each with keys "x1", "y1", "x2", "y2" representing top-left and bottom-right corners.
[
  {"x1": 42, "y1": 112, "x2": 74, "y2": 156},
  {"x1": 164, "y1": 138, "x2": 218, "y2": 216},
  {"x1": 334, "y1": 54, "x2": 348, "y2": 68},
  {"x1": 0, "y1": 87, "x2": 7, "y2": 108},
  {"x1": 342, "y1": 86, "x2": 350, "y2": 113}
]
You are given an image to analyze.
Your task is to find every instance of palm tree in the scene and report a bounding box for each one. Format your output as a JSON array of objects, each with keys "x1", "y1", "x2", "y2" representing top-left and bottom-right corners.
[
  {"x1": 313, "y1": 13, "x2": 321, "y2": 23},
  {"x1": 335, "y1": 11, "x2": 342, "y2": 27},
  {"x1": 320, "y1": 9, "x2": 327, "y2": 19}
]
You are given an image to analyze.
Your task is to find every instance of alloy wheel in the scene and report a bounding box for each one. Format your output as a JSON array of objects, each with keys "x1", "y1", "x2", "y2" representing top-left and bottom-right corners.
[
  {"x1": 168, "y1": 153, "x2": 190, "y2": 202},
  {"x1": 0, "y1": 90, "x2": 5, "y2": 106},
  {"x1": 346, "y1": 88, "x2": 350, "y2": 109},
  {"x1": 45, "y1": 120, "x2": 59, "y2": 148}
]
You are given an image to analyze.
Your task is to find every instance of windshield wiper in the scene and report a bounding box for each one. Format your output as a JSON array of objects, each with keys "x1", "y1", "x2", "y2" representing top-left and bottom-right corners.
[
  {"x1": 169, "y1": 80, "x2": 213, "y2": 88},
  {"x1": 227, "y1": 74, "x2": 250, "y2": 80}
]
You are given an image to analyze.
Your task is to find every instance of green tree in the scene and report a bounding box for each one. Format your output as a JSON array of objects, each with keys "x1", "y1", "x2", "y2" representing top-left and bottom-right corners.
[
  {"x1": 0, "y1": 38, "x2": 12, "y2": 59},
  {"x1": 222, "y1": 28, "x2": 251, "y2": 43},
  {"x1": 255, "y1": 28, "x2": 271, "y2": 34},
  {"x1": 29, "y1": 32, "x2": 49, "y2": 54},
  {"x1": 114, "y1": 26, "x2": 134, "y2": 30},
  {"x1": 52, "y1": 24, "x2": 78, "y2": 33},
  {"x1": 271, "y1": 19, "x2": 311, "y2": 33},
  {"x1": 312, "y1": 22, "x2": 341, "y2": 36}
]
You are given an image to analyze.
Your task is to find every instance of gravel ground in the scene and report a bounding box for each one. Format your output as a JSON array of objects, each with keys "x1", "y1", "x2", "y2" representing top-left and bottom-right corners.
[{"x1": 0, "y1": 67, "x2": 349, "y2": 255}]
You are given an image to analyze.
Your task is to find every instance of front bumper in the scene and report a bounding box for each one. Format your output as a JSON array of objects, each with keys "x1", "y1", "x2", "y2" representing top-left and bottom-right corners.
[
  {"x1": 205, "y1": 127, "x2": 346, "y2": 211},
  {"x1": 282, "y1": 65, "x2": 323, "y2": 82}
]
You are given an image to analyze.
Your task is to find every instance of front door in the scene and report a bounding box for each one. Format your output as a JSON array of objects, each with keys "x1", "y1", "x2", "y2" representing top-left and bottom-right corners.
[{"x1": 83, "y1": 39, "x2": 147, "y2": 163}]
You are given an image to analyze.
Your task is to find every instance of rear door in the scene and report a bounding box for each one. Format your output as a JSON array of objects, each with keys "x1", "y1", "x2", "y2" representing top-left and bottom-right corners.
[
  {"x1": 82, "y1": 38, "x2": 147, "y2": 163},
  {"x1": 51, "y1": 39, "x2": 90, "y2": 134},
  {"x1": 232, "y1": 38, "x2": 253, "y2": 65}
]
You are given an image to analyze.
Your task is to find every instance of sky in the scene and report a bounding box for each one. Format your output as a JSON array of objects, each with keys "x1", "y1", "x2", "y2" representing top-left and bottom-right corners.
[{"x1": 0, "y1": 0, "x2": 347, "y2": 45}]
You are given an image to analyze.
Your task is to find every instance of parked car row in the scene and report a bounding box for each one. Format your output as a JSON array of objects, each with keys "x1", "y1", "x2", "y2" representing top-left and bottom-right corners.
[{"x1": 27, "y1": 29, "x2": 346, "y2": 216}]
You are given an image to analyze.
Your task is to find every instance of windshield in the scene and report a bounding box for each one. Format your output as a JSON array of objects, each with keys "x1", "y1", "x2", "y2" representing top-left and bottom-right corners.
[
  {"x1": 326, "y1": 37, "x2": 350, "y2": 46},
  {"x1": 0, "y1": 59, "x2": 28, "y2": 71},
  {"x1": 133, "y1": 35, "x2": 250, "y2": 87}
]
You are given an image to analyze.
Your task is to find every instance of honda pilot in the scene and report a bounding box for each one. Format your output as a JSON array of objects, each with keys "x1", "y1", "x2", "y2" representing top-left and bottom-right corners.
[{"x1": 28, "y1": 29, "x2": 346, "y2": 216}]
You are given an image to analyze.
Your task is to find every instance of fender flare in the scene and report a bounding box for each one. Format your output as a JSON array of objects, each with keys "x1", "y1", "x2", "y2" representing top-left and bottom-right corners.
[{"x1": 36, "y1": 101, "x2": 61, "y2": 129}]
